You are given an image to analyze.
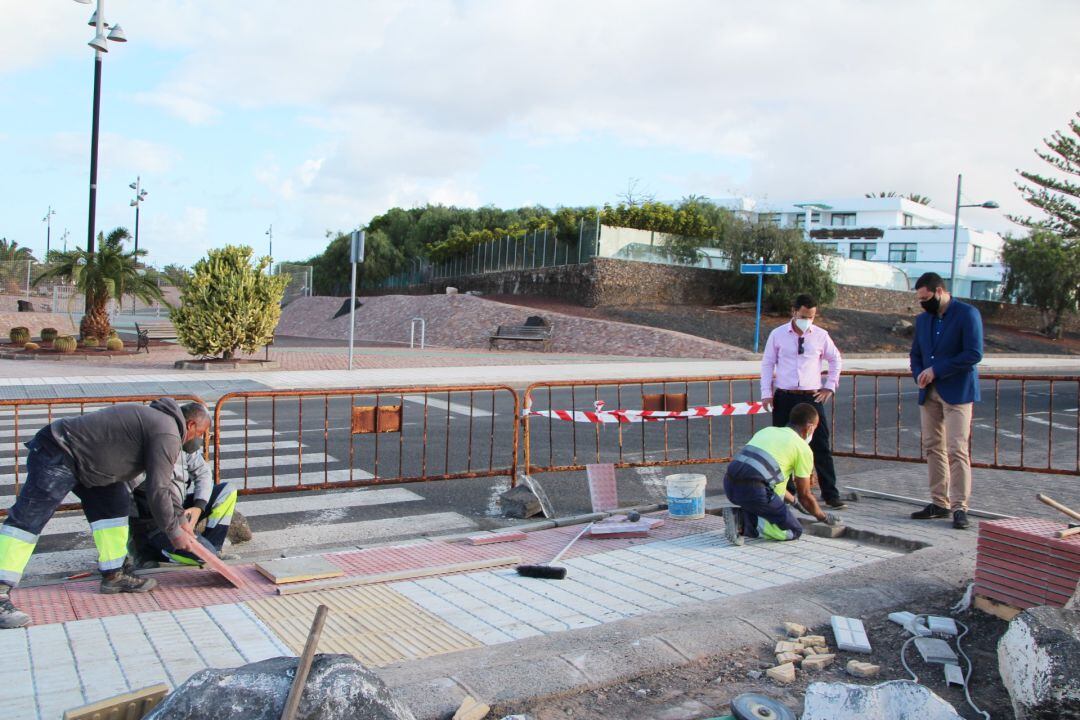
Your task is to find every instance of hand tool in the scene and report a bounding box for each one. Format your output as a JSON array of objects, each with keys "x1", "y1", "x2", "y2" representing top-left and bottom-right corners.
[
  {"x1": 515, "y1": 523, "x2": 593, "y2": 579},
  {"x1": 1036, "y1": 494, "x2": 1080, "y2": 536}
]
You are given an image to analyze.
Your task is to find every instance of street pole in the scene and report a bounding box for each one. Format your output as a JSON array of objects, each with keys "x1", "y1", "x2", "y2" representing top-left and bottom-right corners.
[
  {"x1": 43, "y1": 207, "x2": 55, "y2": 258},
  {"x1": 348, "y1": 260, "x2": 357, "y2": 370},
  {"x1": 949, "y1": 173, "x2": 962, "y2": 293},
  {"x1": 753, "y1": 257, "x2": 764, "y2": 353},
  {"x1": 86, "y1": 48, "x2": 103, "y2": 261}
]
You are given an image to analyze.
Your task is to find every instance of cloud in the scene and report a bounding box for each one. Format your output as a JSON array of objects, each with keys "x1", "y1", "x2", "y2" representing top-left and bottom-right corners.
[{"x1": 48, "y1": 132, "x2": 178, "y2": 176}]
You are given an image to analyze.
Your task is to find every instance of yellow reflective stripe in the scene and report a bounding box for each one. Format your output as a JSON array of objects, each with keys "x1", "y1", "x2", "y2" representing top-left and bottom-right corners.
[
  {"x1": 757, "y1": 517, "x2": 794, "y2": 542},
  {"x1": 205, "y1": 488, "x2": 237, "y2": 528},
  {"x1": 164, "y1": 551, "x2": 201, "y2": 567},
  {"x1": 92, "y1": 524, "x2": 129, "y2": 571},
  {"x1": 0, "y1": 532, "x2": 37, "y2": 585}
]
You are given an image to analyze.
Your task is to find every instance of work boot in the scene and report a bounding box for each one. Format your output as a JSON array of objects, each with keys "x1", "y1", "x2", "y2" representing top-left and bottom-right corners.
[
  {"x1": 953, "y1": 510, "x2": 970, "y2": 530},
  {"x1": 723, "y1": 506, "x2": 744, "y2": 547},
  {"x1": 100, "y1": 570, "x2": 158, "y2": 594},
  {"x1": 0, "y1": 585, "x2": 30, "y2": 629},
  {"x1": 825, "y1": 498, "x2": 848, "y2": 510},
  {"x1": 910, "y1": 503, "x2": 950, "y2": 520}
]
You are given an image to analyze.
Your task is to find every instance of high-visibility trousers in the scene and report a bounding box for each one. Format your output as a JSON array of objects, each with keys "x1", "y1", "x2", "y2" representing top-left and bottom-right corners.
[
  {"x1": 143, "y1": 482, "x2": 237, "y2": 566},
  {"x1": 0, "y1": 430, "x2": 130, "y2": 587}
]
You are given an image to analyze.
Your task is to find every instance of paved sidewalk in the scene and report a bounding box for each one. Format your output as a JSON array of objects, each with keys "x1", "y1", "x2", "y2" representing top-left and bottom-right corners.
[{"x1": 3, "y1": 472, "x2": 1017, "y2": 720}]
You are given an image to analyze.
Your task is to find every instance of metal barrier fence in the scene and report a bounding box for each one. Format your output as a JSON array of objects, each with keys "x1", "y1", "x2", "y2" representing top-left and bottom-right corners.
[
  {"x1": 0, "y1": 395, "x2": 205, "y2": 516},
  {"x1": 523, "y1": 372, "x2": 1080, "y2": 477},
  {"x1": 211, "y1": 385, "x2": 520, "y2": 494}
]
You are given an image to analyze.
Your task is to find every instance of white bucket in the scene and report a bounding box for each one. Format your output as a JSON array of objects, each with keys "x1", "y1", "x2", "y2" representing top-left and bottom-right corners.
[{"x1": 666, "y1": 473, "x2": 707, "y2": 520}]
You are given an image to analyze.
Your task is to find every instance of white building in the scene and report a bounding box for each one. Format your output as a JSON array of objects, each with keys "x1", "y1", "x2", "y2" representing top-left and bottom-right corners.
[{"x1": 715, "y1": 196, "x2": 1006, "y2": 300}]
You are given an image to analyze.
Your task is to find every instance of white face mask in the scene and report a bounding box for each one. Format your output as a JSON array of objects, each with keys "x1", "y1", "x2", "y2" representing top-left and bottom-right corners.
[{"x1": 794, "y1": 318, "x2": 813, "y2": 332}]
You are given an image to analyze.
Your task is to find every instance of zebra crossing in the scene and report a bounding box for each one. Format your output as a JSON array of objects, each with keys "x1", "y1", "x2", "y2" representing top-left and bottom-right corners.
[{"x1": 0, "y1": 402, "x2": 498, "y2": 579}]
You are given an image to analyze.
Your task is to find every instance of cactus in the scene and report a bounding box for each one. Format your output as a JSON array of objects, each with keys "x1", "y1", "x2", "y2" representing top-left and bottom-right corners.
[
  {"x1": 54, "y1": 336, "x2": 78, "y2": 354},
  {"x1": 40, "y1": 328, "x2": 58, "y2": 343},
  {"x1": 106, "y1": 337, "x2": 124, "y2": 351},
  {"x1": 82, "y1": 336, "x2": 100, "y2": 348},
  {"x1": 9, "y1": 327, "x2": 30, "y2": 344},
  {"x1": 23, "y1": 342, "x2": 40, "y2": 351}
]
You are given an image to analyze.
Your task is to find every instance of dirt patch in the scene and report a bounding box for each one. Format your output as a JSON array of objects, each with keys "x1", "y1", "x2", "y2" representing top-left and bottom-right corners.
[
  {"x1": 500, "y1": 590, "x2": 1012, "y2": 720},
  {"x1": 486, "y1": 295, "x2": 1080, "y2": 355}
]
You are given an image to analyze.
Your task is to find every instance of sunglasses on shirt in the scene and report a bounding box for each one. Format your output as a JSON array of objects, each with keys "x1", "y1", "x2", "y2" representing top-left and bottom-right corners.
[{"x1": 798, "y1": 336, "x2": 805, "y2": 355}]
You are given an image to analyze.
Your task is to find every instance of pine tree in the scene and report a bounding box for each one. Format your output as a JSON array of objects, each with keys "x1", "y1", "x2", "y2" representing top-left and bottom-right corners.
[
  {"x1": 1011, "y1": 110, "x2": 1080, "y2": 238},
  {"x1": 171, "y1": 246, "x2": 289, "y2": 360}
]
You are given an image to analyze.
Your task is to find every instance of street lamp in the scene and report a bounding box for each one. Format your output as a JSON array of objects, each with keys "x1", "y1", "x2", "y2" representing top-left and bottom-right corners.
[
  {"x1": 949, "y1": 173, "x2": 1000, "y2": 294},
  {"x1": 129, "y1": 176, "x2": 148, "y2": 255},
  {"x1": 266, "y1": 225, "x2": 273, "y2": 259},
  {"x1": 42, "y1": 207, "x2": 55, "y2": 258},
  {"x1": 73, "y1": 0, "x2": 127, "y2": 265}
]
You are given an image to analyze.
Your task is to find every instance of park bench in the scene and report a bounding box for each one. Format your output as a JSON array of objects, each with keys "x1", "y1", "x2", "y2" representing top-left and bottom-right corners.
[
  {"x1": 489, "y1": 317, "x2": 554, "y2": 352},
  {"x1": 134, "y1": 321, "x2": 178, "y2": 353}
]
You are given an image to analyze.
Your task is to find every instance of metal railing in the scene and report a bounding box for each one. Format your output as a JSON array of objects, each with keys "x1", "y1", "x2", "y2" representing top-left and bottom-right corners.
[
  {"x1": 211, "y1": 384, "x2": 520, "y2": 495},
  {"x1": 0, "y1": 395, "x2": 205, "y2": 516}
]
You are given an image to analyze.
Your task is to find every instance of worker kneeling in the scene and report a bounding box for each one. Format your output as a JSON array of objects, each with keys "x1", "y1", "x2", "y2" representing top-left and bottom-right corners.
[
  {"x1": 0, "y1": 399, "x2": 211, "y2": 628},
  {"x1": 723, "y1": 402, "x2": 838, "y2": 545},
  {"x1": 129, "y1": 448, "x2": 238, "y2": 566}
]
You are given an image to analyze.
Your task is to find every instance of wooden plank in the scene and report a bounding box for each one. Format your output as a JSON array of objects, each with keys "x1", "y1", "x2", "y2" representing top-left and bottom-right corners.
[
  {"x1": 63, "y1": 683, "x2": 169, "y2": 720},
  {"x1": 186, "y1": 538, "x2": 248, "y2": 588},
  {"x1": 278, "y1": 555, "x2": 522, "y2": 596},
  {"x1": 255, "y1": 556, "x2": 345, "y2": 585},
  {"x1": 974, "y1": 594, "x2": 1023, "y2": 622},
  {"x1": 467, "y1": 531, "x2": 527, "y2": 545}
]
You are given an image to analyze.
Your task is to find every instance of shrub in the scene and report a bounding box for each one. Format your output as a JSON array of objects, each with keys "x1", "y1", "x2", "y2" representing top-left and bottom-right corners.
[
  {"x1": 172, "y1": 245, "x2": 289, "y2": 360},
  {"x1": 9, "y1": 327, "x2": 29, "y2": 344},
  {"x1": 23, "y1": 342, "x2": 39, "y2": 351},
  {"x1": 40, "y1": 328, "x2": 58, "y2": 343},
  {"x1": 54, "y1": 336, "x2": 77, "y2": 353},
  {"x1": 106, "y1": 337, "x2": 124, "y2": 351},
  {"x1": 82, "y1": 336, "x2": 99, "y2": 348}
]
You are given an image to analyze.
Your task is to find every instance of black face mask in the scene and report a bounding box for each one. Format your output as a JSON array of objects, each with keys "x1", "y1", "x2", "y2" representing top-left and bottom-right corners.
[
  {"x1": 920, "y1": 296, "x2": 941, "y2": 315},
  {"x1": 182, "y1": 437, "x2": 204, "y2": 454}
]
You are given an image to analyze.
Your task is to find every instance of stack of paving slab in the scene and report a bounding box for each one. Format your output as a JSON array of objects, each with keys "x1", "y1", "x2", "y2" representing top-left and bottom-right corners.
[{"x1": 974, "y1": 518, "x2": 1080, "y2": 609}]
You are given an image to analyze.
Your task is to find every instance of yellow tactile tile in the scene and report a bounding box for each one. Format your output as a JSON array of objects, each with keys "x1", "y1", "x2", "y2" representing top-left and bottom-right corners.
[{"x1": 246, "y1": 584, "x2": 481, "y2": 666}]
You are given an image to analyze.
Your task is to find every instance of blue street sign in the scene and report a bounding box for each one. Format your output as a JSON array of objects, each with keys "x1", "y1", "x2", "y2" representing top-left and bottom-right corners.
[
  {"x1": 740, "y1": 260, "x2": 789, "y2": 352},
  {"x1": 740, "y1": 263, "x2": 788, "y2": 275}
]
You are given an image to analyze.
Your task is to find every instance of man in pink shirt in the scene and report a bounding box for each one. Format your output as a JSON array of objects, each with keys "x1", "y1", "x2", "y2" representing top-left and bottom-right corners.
[{"x1": 760, "y1": 294, "x2": 845, "y2": 509}]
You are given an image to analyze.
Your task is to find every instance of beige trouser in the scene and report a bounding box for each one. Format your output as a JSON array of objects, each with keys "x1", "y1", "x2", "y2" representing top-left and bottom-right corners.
[{"x1": 920, "y1": 385, "x2": 973, "y2": 511}]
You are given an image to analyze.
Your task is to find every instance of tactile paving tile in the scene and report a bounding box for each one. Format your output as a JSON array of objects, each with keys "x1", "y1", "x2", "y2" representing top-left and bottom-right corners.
[
  {"x1": 247, "y1": 584, "x2": 481, "y2": 667},
  {"x1": 67, "y1": 579, "x2": 163, "y2": 619},
  {"x1": 981, "y1": 518, "x2": 1080, "y2": 556},
  {"x1": 148, "y1": 566, "x2": 276, "y2": 611},
  {"x1": 11, "y1": 583, "x2": 77, "y2": 625},
  {"x1": 976, "y1": 518, "x2": 1080, "y2": 610},
  {"x1": 586, "y1": 463, "x2": 619, "y2": 512}
]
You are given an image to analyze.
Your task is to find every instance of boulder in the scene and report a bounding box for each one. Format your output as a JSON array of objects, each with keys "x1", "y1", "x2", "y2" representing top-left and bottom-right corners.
[
  {"x1": 845, "y1": 660, "x2": 880, "y2": 678},
  {"x1": 890, "y1": 319, "x2": 914, "y2": 337},
  {"x1": 998, "y1": 605, "x2": 1080, "y2": 719},
  {"x1": 500, "y1": 484, "x2": 542, "y2": 519},
  {"x1": 802, "y1": 680, "x2": 962, "y2": 720},
  {"x1": 144, "y1": 654, "x2": 415, "y2": 720}
]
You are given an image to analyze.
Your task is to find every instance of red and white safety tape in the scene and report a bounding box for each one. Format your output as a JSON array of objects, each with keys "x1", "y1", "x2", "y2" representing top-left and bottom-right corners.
[{"x1": 522, "y1": 399, "x2": 767, "y2": 424}]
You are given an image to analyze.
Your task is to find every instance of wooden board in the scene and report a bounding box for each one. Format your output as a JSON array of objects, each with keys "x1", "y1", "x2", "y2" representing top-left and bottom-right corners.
[
  {"x1": 974, "y1": 594, "x2": 1023, "y2": 621},
  {"x1": 467, "y1": 531, "x2": 527, "y2": 545},
  {"x1": 63, "y1": 683, "x2": 169, "y2": 720},
  {"x1": 186, "y1": 538, "x2": 248, "y2": 588},
  {"x1": 255, "y1": 556, "x2": 345, "y2": 585},
  {"x1": 278, "y1": 555, "x2": 522, "y2": 595}
]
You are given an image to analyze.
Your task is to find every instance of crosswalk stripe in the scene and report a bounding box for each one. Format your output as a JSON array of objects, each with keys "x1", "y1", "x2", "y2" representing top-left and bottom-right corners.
[
  {"x1": 234, "y1": 512, "x2": 477, "y2": 556},
  {"x1": 35, "y1": 487, "x2": 423, "y2": 536},
  {"x1": 221, "y1": 469, "x2": 376, "y2": 489},
  {"x1": 214, "y1": 441, "x2": 312, "y2": 454},
  {"x1": 403, "y1": 395, "x2": 493, "y2": 418},
  {"x1": 217, "y1": 452, "x2": 336, "y2": 470}
]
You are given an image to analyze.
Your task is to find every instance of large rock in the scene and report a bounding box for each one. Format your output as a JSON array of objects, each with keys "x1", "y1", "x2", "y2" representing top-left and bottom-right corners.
[
  {"x1": 144, "y1": 654, "x2": 415, "y2": 720},
  {"x1": 998, "y1": 605, "x2": 1080, "y2": 719},
  {"x1": 801, "y1": 680, "x2": 961, "y2": 720}
]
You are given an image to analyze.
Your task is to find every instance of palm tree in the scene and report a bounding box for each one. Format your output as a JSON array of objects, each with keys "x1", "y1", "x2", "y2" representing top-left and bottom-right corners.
[
  {"x1": 0, "y1": 238, "x2": 37, "y2": 295},
  {"x1": 33, "y1": 227, "x2": 165, "y2": 339}
]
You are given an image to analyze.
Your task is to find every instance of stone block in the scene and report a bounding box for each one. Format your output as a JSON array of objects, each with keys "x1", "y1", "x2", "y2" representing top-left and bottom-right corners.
[
  {"x1": 499, "y1": 485, "x2": 542, "y2": 519},
  {"x1": 784, "y1": 622, "x2": 807, "y2": 638},
  {"x1": 802, "y1": 654, "x2": 835, "y2": 672},
  {"x1": 774, "y1": 640, "x2": 798, "y2": 654},
  {"x1": 802, "y1": 634, "x2": 828, "y2": 647},
  {"x1": 889, "y1": 611, "x2": 932, "y2": 637},
  {"x1": 913, "y1": 637, "x2": 959, "y2": 665},
  {"x1": 927, "y1": 616, "x2": 958, "y2": 636},
  {"x1": 766, "y1": 662, "x2": 796, "y2": 685},
  {"x1": 776, "y1": 652, "x2": 802, "y2": 665},
  {"x1": 831, "y1": 616, "x2": 872, "y2": 654},
  {"x1": 999, "y1": 606, "x2": 1080, "y2": 719},
  {"x1": 802, "y1": 680, "x2": 962, "y2": 720},
  {"x1": 845, "y1": 660, "x2": 880, "y2": 678}
]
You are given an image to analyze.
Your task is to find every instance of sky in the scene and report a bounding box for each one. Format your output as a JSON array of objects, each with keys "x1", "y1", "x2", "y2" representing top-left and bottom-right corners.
[{"x1": 2, "y1": 1, "x2": 1078, "y2": 269}]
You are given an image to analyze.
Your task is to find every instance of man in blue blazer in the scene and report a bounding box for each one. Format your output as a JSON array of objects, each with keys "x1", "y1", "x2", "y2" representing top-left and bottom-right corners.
[{"x1": 909, "y1": 272, "x2": 983, "y2": 529}]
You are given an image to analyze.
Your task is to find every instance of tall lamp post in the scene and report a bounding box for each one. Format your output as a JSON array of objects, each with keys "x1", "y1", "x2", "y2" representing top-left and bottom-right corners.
[
  {"x1": 73, "y1": 0, "x2": 126, "y2": 316},
  {"x1": 266, "y1": 225, "x2": 273, "y2": 259},
  {"x1": 42, "y1": 207, "x2": 56, "y2": 259},
  {"x1": 129, "y1": 176, "x2": 148, "y2": 254},
  {"x1": 949, "y1": 173, "x2": 999, "y2": 295}
]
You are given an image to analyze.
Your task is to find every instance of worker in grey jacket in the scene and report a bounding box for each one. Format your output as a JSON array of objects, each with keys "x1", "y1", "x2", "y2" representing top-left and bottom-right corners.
[
  {"x1": 130, "y1": 450, "x2": 239, "y2": 566},
  {"x1": 0, "y1": 399, "x2": 211, "y2": 628}
]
